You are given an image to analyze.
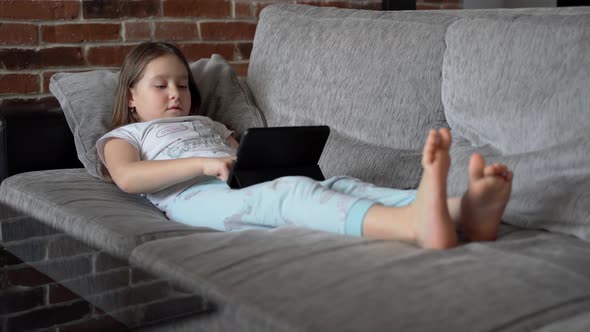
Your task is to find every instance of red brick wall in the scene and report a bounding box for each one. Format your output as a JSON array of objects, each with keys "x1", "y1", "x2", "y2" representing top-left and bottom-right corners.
[
  {"x1": 0, "y1": 0, "x2": 462, "y2": 110},
  {"x1": 1, "y1": 213, "x2": 208, "y2": 330}
]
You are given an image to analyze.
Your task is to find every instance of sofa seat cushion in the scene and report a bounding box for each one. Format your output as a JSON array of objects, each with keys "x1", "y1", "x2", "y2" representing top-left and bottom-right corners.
[
  {"x1": 0, "y1": 169, "x2": 214, "y2": 258},
  {"x1": 442, "y1": 13, "x2": 590, "y2": 241},
  {"x1": 130, "y1": 225, "x2": 590, "y2": 331}
]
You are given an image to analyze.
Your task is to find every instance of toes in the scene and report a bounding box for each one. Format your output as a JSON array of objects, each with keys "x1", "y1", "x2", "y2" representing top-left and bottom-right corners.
[
  {"x1": 439, "y1": 128, "x2": 452, "y2": 150},
  {"x1": 469, "y1": 153, "x2": 485, "y2": 180},
  {"x1": 506, "y1": 170, "x2": 514, "y2": 182},
  {"x1": 422, "y1": 129, "x2": 438, "y2": 164},
  {"x1": 484, "y1": 163, "x2": 511, "y2": 179}
]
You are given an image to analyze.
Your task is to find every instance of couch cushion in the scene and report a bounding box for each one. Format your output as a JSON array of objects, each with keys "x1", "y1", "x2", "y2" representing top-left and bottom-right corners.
[
  {"x1": 0, "y1": 169, "x2": 214, "y2": 258},
  {"x1": 49, "y1": 55, "x2": 263, "y2": 179},
  {"x1": 442, "y1": 14, "x2": 590, "y2": 240},
  {"x1": 130, "y1": 226, "x2": 590, "y2": 331},
  {"x1": 248, "y1": 4, "x2": 460, "y2": 189}
]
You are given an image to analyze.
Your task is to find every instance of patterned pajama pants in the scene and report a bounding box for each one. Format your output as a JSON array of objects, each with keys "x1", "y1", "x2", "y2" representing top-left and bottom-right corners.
[{"x1": 166, "y1": 176, "x2": 417, "y2": 237}]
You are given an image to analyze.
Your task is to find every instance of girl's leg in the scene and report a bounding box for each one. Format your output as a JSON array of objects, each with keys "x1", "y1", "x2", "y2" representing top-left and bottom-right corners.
[
  {"x1": 359, "y1": 129, "x2": 458, "y2": 249},
  {"x1": 320, "y1": 176, "x2": 417, "y2": 207},
  {"x1": 165, "y1": 176, "x2": 374, "y2": 235},
  {"x1": 165, "y1": 129, "x2": 459, "y2": 249}
]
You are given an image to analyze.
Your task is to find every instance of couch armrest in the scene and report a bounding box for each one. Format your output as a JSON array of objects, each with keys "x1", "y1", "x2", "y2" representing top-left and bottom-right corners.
[{"x1": 0, "y1": 108, "x2": 82, "y2": 183}]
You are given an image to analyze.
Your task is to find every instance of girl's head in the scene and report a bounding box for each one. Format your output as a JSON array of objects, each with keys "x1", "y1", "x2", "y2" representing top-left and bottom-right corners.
[{"x1": 112, "y1": 42, "x2": 201, "y2": 127}]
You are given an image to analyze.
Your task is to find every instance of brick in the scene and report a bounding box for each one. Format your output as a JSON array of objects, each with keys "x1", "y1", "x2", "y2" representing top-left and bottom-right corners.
[
  {"x1": 6, "y1": 266, "x2": 54, "y2": 287},
  {"x1": 83, "y1": 0, "x2": 160, "y2": 19},
  {"x1": 0, "y1": 47, "x2": 84, "y2": 70},
  {"x1": 1, "y1": 270, "x2": 8, "y2": 289},
  {"x1": 0, "y1": 204, "x2": 20, "y2": 219},
  {"x1": 0, "y1": 217, "x2": 59, "y2": 243},
  {"x1": 31, "y1": 255, "x2": 93, "y2": 283},
  {"x1": 154, "y1": 21, "x2": 199, "y2": 41},
  {"x1": 417, "y1": 4, "x2": 441, "y2": 10},
  {"x1": 298, "y1": 1, "x2": 352, "y2": 8},
  {"x1": 0, "y1": 287, "x2": 45, "y2": 314},
  {"x1": 234, "y1": 2, "x2": 254, "y2": 18},
  {"x1": 0, "y1": 0, "x2": 80, "y2": 20},
  {"x1": 58, "y1": 315, "x2": 128, "y2": 332},
  {"x1": 164, "y1": 0, "x2": 231, "y2": 18},
  {"x1": 1, "y1": 246, "x2": 23, "y2": 267},
  {"x1": 231, "y1": 62, "x2": 249, "y2": 78},
  {"x1": 85, "y1": 280, "x2": 172, "y2": 311},
  {"x1": 200, "y1": 21, "x2": 257, "y2": 41},
  {"x1": 0, "y1": 23, "x2": 38, "y2": 46},
  {"x1": 351, "y1": 2, "x2": 383, "y2": 10},
  {"x1": 86, "y1": 45, "x2": 137, "y2": 67},
  {"x1": 236, "y1": 42, "x2": 253, "y2": 60},
  {"x1": 4, "y1": 237, "x2": 48, "y2": 263},
  {"x1": 42, "y1": 23, "x2": 121, "y2": 43},
  {"x1": 0, "y1": 74, "x2": 39, "y2": 95},
  {"x1": 48, "y1": 283, "x2": 81, "y2": 304},
  {"x1": 131, "y1": 268, "x2": 158, "y2": 284},
  {"x1": 47, "y1": 235, "x2": 94, "y2": 259},
  {"x1": 95, "y1": 252, "x2": 128, "y2": 272},
  {"x1": 124, "y1": 21, "x2": 151, "y2": 41},
  {"x1": 441, "y1": 4, "x2": 462, "y2": 9},
  {"x1": 6, "y1": 300, "x2": 91, "y2": 331},
  {"x1": 255, "y1": 1, "x2": 289, "y2": 17},
  {"x1": 60, "y1": 269, "x2": 130, "y2": 297},
  {"x1": 178, "y1": 42, "x2": 235, "y2": 62},
  {"x1": 141, "y1": 294, "x2": 209, "y2": 324},
  {"x1": 0, "y1": 96, "x2": 60, "y2": 110}
]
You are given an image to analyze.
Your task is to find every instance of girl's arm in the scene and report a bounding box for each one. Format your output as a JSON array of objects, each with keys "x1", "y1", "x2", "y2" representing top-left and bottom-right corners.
[
  {"x1": 103, "y1": 138, "x2": 235, "y2": 194},
  {"x1": 227, "y1": 135, "x2": 240, "y2": 149}
]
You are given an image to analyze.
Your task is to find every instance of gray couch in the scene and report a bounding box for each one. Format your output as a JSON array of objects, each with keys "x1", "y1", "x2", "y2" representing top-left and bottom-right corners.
[{"x1": 2, "y1": 4, "x2": 590, "y2": 331}]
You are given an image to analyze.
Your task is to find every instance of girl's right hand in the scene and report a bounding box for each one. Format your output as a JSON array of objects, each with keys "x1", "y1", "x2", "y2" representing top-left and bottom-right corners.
[{"x1": 200, "y1": 157, "x2": 236, "y2": 182}]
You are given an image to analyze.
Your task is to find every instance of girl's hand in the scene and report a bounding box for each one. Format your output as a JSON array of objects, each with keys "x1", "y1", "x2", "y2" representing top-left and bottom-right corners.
[{"x1": 200, "y1": 157, "x2": 236, "y2": 182}]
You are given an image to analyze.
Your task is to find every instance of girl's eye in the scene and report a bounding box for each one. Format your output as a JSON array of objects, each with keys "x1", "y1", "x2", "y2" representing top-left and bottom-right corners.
[
  {"x1": 155, "y1": 85, "x2": 166, "y2": 89},
  {"x1": 179, "y1": 85, "x2": 188, "y2": 89}
]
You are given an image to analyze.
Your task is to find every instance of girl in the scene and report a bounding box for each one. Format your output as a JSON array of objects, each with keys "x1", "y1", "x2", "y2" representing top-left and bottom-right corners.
[{"x1": 97, "y1": 42, "x2": 513, "y2": 250}]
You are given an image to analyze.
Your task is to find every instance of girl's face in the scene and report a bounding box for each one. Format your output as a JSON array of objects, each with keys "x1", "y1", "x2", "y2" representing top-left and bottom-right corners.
[{"x1": 128, "y1": 54, "x2": 192, "y2": 122}]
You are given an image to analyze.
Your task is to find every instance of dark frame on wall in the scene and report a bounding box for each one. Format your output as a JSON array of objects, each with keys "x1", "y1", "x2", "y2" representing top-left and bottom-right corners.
[{"x1": 383, "y1": 0, "x2": 416, "y2": 10}]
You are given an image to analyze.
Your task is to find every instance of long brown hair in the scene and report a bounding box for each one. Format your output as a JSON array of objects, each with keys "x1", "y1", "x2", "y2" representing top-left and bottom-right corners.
[{"x1": 100, "y1": 42, "x2": 201, "y2": 178}]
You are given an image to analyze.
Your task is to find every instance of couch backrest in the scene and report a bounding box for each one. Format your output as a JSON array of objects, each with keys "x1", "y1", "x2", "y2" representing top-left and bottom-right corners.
[
  {"x1": 248, "y1": 4, "x2": 590, "y2": 240},
  {"x1": 248, "y1": 5, "x2": 590, "y2": 190},
  {"x1": 248, "y1": 5, "x2": 459, "y2": 189},
  {"x1": 442, "y1": 9, "x2": 590, "y2": 240}
]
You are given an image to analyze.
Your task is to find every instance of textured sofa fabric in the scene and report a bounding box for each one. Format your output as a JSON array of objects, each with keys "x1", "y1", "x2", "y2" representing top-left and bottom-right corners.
[
  {"x1": 248, "y1": 5, "x2": 590, "y2": 241},
  {"x1": 130, "y1": 226, "x2": 590, "y2": 332},
  {"x1": 0, "y1": 169, "x2": 212, "y2": 258},
  {"x1": 442, "y1": 14, "x2": 590, "y2": 240},
  {"x1": 248, "y1": 6, "x2": 454, "y2": 190}
]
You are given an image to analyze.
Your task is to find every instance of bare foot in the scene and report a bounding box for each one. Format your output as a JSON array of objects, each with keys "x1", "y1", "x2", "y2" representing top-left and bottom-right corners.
[
  {"x1": 460, "y1": 153, "x2": 513, "y2": 241},
  {"x1": 410, "y1": 128, "x2": 458, "y2": 249}
]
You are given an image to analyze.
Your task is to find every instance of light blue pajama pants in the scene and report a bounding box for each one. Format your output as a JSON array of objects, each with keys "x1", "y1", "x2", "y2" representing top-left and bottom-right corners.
[{"x1": 166, "y1": 176, "x2": 417, "y2": 237}]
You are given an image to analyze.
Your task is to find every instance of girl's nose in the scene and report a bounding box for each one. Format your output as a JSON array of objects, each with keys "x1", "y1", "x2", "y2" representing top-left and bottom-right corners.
[{"x1": 169, "y1": 85, "x2": 179, "y2": 99}]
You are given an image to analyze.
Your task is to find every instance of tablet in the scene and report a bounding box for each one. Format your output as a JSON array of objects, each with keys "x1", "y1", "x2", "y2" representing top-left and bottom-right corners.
[{"x1": 227, "y1": 126, "x2": 330, "y2": 188}]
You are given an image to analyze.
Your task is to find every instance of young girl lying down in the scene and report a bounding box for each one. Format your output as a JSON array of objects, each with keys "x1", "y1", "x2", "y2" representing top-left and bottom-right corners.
[{"x1": 97, "y1": 42, "x2": 513, "y2": 250}]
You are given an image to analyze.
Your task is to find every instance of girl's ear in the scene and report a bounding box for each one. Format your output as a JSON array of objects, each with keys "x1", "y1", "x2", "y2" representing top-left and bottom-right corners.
[{"x1": 127, "y1": 88, "x2": 136, "y2": 108}]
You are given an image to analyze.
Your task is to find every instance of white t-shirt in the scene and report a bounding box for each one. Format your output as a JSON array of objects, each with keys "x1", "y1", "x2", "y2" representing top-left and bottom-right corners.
[{"x1": 96, "y1": 116, "x2": 236, "y2": 211}]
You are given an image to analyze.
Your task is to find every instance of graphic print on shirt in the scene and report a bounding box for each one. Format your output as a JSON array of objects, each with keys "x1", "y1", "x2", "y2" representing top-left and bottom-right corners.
[
  {"x1": 160, "y1": 121, "x2": 232, "y2": 159},
  {"x1": 156, "y1": 124, "x2": 189, "y2": 138}
]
